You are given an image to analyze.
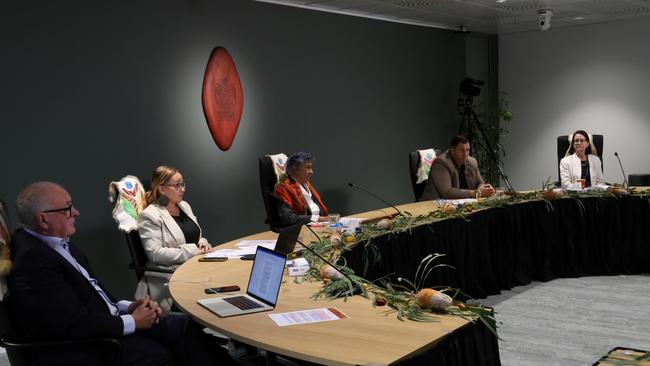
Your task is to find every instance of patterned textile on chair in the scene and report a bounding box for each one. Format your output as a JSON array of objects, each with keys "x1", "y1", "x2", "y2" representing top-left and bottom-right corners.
[
  {"x1": 268, "y1": 153, "x2": 288, "y2": 184},
  {"x1": 416, "y1": 148, "x2": 436, "y2": 184},
  {"x1": 108, "y1": 175, "x2": 147, "y2": 233},
  {"x1": 0, "y1": 201, "x2": 12, "y2": 300}
]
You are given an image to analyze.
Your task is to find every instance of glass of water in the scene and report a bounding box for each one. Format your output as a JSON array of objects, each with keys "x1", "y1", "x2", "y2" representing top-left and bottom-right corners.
[{"x1": 328, "y1": 213, "x2": 340, "y2": 226}]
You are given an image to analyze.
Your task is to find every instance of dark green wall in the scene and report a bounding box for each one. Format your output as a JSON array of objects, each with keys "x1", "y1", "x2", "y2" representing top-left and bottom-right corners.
[{"x1": 1, "y1": 0, "x2": 467, "y2": 298}]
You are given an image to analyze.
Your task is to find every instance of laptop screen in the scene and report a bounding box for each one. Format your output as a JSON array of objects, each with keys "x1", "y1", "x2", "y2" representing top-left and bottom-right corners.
[{"x1": 246, "y1": 246, "x2": 286, "y2": 306}]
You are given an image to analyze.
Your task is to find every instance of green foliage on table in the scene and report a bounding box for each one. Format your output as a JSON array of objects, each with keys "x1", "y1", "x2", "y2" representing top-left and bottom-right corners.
[{"x1": 294, "y1": 187, "x2": 648, "y2": 336}]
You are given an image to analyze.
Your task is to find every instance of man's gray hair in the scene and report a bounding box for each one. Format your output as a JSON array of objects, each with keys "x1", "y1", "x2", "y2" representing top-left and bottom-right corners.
[
  {"x1": 286, "y1": 152, "x2": 314, "y2": 176},
  {"x1": 16, "y1": 181, "x2": 60, "y2": 228}
]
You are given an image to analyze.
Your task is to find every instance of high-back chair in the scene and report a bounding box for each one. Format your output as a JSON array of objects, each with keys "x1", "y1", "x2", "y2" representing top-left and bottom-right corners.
[
  {"x1": 556, "y1": 134, "x2": 604, "y2": 185},
  {"x1": 108, "y1": 176, "x2": 173, "y2": 281},
  {"x1": 409, "y1": 149, "x2": 436, "y2": 201},
  {"x1": 628, "y1": 174, "x2": 650, "y2": 187},
  {"x1": 259, "y1": 154, "x2": 288, "y2": 233}
]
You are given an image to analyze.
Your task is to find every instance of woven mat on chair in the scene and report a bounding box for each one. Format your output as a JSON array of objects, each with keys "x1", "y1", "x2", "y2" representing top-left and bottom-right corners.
[
  {"x1": 593, "y1": 347, "x2": 650, "y2": 365},
  {"x1": 108, "y1": 175, "x2": 147, "y2": 232}
]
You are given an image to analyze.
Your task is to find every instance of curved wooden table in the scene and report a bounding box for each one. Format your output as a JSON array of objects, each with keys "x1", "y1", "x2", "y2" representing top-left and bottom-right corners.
[
  {"x1": 171, "y1": 189, "x2": 649, "y2": 365},
  {"x1": 169, "y1": 201, "x2": 482, "y2": 366}
]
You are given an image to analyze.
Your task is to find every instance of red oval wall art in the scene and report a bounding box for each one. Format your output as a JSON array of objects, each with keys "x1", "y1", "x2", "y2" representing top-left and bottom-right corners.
[{"x1": 201, "y1": 47, "x2": 244, "y2": 151}]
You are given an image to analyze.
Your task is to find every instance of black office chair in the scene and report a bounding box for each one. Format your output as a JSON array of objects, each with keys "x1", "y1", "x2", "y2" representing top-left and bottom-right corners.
[
  {"x1": 628, "y1": 174, "x2": 650, "y2": 187},
  {"x1": 409, "y1": 149, "x2": 437, "y2": 202},
  {"x1": 124, "y1": 230, "x2": 173, "y2": 282},
  {"x1": 556, "y1": 134, "x2": 604, "y2": 185},
  {"x1": 108, "y1": 178, "x2": 173, "y2": 282},
  {"x1": 259, "y1": 156, "x2": 284, "y2": 233},
  {"x1": 409, "y1": 151, "x2": 425, "y2": 201}
]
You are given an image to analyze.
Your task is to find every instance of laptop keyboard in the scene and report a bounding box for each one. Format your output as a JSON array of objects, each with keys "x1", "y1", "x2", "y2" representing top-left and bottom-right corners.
[{"x1": 223, "y1": 296, "x2": 264, "y2": 310}]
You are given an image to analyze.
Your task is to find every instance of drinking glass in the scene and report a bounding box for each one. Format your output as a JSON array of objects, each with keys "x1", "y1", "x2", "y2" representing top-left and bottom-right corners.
[{"x1": 328, "y1": 213, "x2": 340, "y2": 226}]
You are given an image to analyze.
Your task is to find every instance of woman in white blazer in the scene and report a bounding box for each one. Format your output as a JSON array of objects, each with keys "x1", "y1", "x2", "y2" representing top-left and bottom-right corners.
[
  {"x1": 559, "y1": 130, "x2": 605, "y2": 188},
  {"x1": 136, "y1": 165, "x2": 213, "y2": 312}
]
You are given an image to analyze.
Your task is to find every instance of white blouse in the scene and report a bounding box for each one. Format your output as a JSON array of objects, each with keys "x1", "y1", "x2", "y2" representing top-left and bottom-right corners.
[{"x1": 299, "y1": 183, "x2": 320, "y2": 222}]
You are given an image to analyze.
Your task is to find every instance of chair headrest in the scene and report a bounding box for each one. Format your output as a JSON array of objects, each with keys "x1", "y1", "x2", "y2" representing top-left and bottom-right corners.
[
  {"x1": 415, "y1": 148, "x2": 436, "y2": 184},
  {"x1": 108, "y1": 175, "x2": 147, "y2": 233},
  {"x1": 267, "y1": 153, "x2": 288, "y2": 184}
]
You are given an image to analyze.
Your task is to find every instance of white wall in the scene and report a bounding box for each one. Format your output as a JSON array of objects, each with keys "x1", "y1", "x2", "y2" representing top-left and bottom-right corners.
[{"x1": 500, "y1": 18, "x2": 650, "y2": 189}]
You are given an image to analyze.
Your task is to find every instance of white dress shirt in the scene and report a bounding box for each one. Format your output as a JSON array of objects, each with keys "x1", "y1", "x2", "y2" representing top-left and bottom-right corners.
[{"x1": 299, "y1": 183, "x2": 320, "y2": 222}]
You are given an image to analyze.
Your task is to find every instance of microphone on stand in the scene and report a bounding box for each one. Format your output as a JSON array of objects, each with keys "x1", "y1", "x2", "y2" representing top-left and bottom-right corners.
[
  {"x1": 614, "y1": 152, "x2": 629, "y2": 188},
  {"x1": 346, "y1": 182, "x2": 402, "y2": 216}
]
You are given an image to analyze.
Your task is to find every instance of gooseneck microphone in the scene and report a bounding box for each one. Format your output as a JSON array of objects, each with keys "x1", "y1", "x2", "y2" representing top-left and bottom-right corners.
[
  {"x1": 347, "y1": 182, "x2": 402, "y2": 216},
  {"x1": 614, "y1": 152, "x2": 629, "y2": 188}
]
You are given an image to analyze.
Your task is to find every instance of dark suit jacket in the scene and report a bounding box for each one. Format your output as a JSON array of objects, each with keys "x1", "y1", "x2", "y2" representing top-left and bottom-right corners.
[
  {"x1": 419, "y1": 150, "x2": 484, "y2": 200},
  {"x1": 8, "y1": 228, "x2": 123, "y2": 365}
]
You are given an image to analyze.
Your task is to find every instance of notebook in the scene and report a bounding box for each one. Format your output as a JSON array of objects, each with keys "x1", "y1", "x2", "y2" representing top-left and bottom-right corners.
[
  {"x1": 273, "y1": 223, "x2": 302, "y2": 255},
  {"x1": 197, "y1": 246, "x2": 286, "y2": 318}
]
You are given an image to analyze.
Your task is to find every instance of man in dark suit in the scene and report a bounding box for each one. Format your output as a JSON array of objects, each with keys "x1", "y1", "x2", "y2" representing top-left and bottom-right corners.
[
  {"x1": 8, "y1": 181, "x2": 236, "y2": 366},
  {"x1": 420, "y1": 135, "x2": 496, "y2": 200}
]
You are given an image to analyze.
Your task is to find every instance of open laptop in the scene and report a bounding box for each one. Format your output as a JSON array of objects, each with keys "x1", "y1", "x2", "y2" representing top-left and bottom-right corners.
[
  {"x1": 273, "y1": 222, "x2": 302, "y2": 255},
  {"x1": 197, "y1": 246, "x2": 286, "y2": 318}
]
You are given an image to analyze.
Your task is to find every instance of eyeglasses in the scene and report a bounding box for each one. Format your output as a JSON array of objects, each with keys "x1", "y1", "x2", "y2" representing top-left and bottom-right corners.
[
  {"x1": 41, "y1": 204, "x2": 74, "y2": 218},
  {"x1": 163, "y1": 182, "x2": 186, "y2": 190},
  {"x1": 573, "y1": 139, "x2": 587, "y2": 145}
]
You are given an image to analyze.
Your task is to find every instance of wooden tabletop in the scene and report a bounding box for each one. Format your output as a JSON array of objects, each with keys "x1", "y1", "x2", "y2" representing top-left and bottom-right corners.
[{"x1": 169, "y1": 200, "x2": 471, "y2": 366}]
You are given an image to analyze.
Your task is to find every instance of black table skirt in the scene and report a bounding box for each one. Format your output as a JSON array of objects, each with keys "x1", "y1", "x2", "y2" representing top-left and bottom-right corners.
[
  {"x1": 345, "y1": 196, "x2": 650, "y2": 366},
  {"x1": 395, "y1": 320, "x2": 500, "y2": 366},
  {"x1": 347, "y1": 196, "x2": 650, "y2": 298}
]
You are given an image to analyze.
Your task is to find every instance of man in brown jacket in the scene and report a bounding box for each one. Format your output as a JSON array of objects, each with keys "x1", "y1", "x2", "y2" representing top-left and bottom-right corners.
[{"x1": 420, "y1": 135, "x2": 495, "y2": 200}]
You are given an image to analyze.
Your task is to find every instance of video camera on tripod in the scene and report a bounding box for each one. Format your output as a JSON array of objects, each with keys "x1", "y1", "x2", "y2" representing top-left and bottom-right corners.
[
  {"x1": 455, "y1": 76, "x2": 515, "y2": 192},
  {"x1": 457, "y1": 77, "x2": 485, "y2": 113}
]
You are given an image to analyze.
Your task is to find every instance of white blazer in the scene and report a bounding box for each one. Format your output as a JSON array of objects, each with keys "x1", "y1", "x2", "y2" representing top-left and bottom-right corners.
[
  {"x1": 559, "y1": 153, "x2": 605, "y2": 188},
  {"x1": 135, "y1": 201, "x2": 209, "y2": 312},
  {"x1": 138, "y1": 201, "x2": 208, "y2": 266}
]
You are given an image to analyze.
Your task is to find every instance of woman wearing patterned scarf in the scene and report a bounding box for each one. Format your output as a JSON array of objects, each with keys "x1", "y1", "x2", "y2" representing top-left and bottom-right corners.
[{"x1": 274, "y1": 152, "x2": 329, "y2": 227}]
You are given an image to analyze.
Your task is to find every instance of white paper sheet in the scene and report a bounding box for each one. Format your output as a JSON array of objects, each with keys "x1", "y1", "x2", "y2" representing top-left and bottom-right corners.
[
  {"x1": 268, "y1": 307, "x2": 348, "y2": 327},
  {"x1": 205, "y1": 240, "x2": 276, "y2": 258}
]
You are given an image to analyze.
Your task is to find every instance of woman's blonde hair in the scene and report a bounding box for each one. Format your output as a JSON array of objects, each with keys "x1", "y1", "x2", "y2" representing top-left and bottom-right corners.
[{"x1": 146, "y1": 165, "x2": 181, "y2": 206}]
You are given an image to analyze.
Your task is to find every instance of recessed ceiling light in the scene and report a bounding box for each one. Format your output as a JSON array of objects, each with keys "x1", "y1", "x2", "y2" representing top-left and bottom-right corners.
[
  {"x1": 496, "y1": 0, "x2": 506, "y2": 3},
  {"x1": 573, "y1": 16, "x2": 585, "y2": 20}
]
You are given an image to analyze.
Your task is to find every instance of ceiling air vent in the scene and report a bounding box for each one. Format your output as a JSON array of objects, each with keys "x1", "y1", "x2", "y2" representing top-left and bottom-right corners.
[{"x1": 392, "y1": 1, "x2": 452, "y2": 8}]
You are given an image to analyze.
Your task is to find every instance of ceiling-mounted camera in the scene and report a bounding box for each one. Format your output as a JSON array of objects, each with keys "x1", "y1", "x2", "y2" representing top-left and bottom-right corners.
[{"x1": 537, "y1": 9, "x2": 553, "y2": 31}]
